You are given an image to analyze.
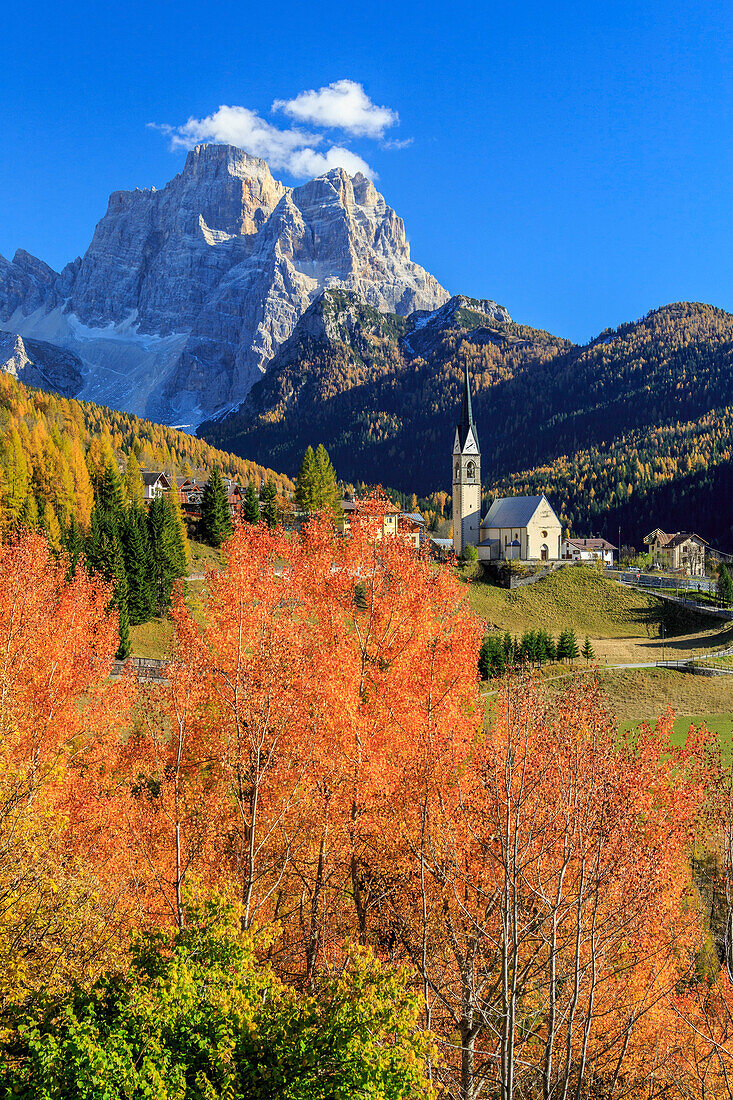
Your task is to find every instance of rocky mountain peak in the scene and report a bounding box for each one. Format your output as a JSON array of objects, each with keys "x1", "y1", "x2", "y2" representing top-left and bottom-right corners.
[
  {"x1": 0, "y1": 143, "x2": 483, "y2": 425},
  {"x1": 184, "y1": 142, "x2": 272, "y2": 175},
  {"x1": 0, "y1": 332, "x2": 83, "y2": 395}
]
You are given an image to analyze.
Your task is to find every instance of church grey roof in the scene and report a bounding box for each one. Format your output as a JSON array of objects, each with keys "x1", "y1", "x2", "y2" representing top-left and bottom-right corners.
[
  {"x1": 457, "y1": 365, "x2": 479, "y2": 450},
  {"x1": 481, "y1": 495, "x2": 550, "y2": 529}
]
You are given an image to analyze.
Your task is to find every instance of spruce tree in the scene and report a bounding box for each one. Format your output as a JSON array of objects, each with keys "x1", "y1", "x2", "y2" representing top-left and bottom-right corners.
[
  {"x1": 122, "y1": 506, "x2": 155, "y2": 625},
  {"x1": 556, "y1": 630, "x2": 569, "y2": 662},
  {"x1": 96, "y1": 461, "x2": 126, "y2": 516},
  {"x1": 582, "y1": 636, "x2": 595, "y2": 663},
  {"x1": 261, "y1": 479, "x2": 279, "y2": 529},
  {"x1": 113, "y1": 552, "x2": 131, "y2": 660},
  {"x1": 148, "y1": 495, "x2": 188, "y2": 615},
  {"x1": 541, "y1": 630, "x2": 556, "y2": 662},
  {"x1": 62, "y1": 515, "x2": 84, "y2": 579},
  {"x1": 243, "y1": 481, "x2": 260, "y2": 525},
  {"x1": 86, "y1": 506, "x2": 130, "y2": 659},
  {"x1": 200, "y1": 468, "x2": 233, "y2": 548},
  {"x1": 295, "y1": 447, "x2": 318, "y2": 513},
  {"x1": 479, "y1": 633, "x2": 505, "y2": 679},
  {"x1": 717, "y1": 564, "x2": 733, "y2": 606},
  {"x1": 566, "y1": 628, "x2": 580, "y2": 663},
  {"x1": 478, "y1": 634, "x2": 491, "y2": 680}
]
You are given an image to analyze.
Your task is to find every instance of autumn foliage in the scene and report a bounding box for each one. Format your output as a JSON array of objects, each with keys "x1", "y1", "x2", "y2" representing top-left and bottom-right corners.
[{"x1": 1, "y1": 513, "x2": 733, "y2": 1097}]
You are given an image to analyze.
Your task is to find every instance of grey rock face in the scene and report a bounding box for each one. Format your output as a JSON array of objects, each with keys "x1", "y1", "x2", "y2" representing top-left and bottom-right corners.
[
  {"x1": 0, "y1": 250, "x2": 58, "y2": 318},
  {"x1": 0, "y1": 144, "x2": 453, "y2": 424},
  {"x1": 0, "y1": 332, "x2": 83, "y2": 396}
]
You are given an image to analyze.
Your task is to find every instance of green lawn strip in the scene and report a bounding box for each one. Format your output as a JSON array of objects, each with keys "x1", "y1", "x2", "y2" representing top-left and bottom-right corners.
[{"x1": 620, "y1": 713, "x2": 733, "y2": 750}]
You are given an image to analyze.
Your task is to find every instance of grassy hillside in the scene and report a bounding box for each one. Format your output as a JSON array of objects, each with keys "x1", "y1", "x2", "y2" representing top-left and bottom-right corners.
[
  {"x1": 202, "y1": 295, "x2": 733, "y2": 548},
  {"x1": 467, "y1": 565, "x2": 731, "y2": 663},
  {"x1": 598, "y1": 667, "x2": 733, "y2": 726},
  {"x1": 472, "y1": 566, "x2": 733, "y2": 742}
]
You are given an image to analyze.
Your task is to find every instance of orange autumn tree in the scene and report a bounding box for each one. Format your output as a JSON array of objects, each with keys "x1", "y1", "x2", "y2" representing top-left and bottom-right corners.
[
  {"x1": 381, "y1": 677, "x2": 712, "y2": 1100},
  {"x1": 115, "y1": 504, "x2": 726, "y2": 1100},
  {"x1": 0, "y1": 531, "x2": 123, "y2": 1003},
  {"x1": 127, "y1": 498, "x2": 481, "y2": 977}
]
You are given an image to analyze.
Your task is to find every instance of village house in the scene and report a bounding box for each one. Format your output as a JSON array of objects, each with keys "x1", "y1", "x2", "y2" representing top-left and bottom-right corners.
[
  {"x1": 561, "y1": 537, "x2": 617, "y2": 566},
  {"x1": 451, "y1": 366, "x2": 563, "y2": 562},
  {"x1": 141, "y1": 471, "x2": 172, "y2": 500},
  {"x1": 141, "y1": 469, "x2": 244, "y2": 520},
  {"x1": 337, "y1": 499, "x2": 425, "y2": 548},
  {"x1": 643, "y1": 529, "x2": 707, "y2": 576}
]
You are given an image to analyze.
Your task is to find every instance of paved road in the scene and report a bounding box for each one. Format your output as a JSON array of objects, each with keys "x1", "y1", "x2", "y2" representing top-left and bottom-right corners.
[{"x1": 616, "y1": 581, "x2": 733, "y2": 620}]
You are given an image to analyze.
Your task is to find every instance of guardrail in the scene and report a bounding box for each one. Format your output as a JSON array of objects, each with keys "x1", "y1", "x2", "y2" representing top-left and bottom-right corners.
[
  {"x1": 111, "y1": 656, "x2": 167, "y2": 681},
  {"x1": 607, "y1": 569, "x2": 716, "y2": 594}
]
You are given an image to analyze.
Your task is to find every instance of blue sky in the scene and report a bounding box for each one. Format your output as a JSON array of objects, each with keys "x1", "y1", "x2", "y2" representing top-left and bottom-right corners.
[{"x1": 2, "y1": 0, "x2": 731, "y2": 342}]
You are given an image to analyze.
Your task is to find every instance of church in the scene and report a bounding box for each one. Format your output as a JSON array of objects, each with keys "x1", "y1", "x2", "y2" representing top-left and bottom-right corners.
[{"x1": 452, "y1": 367, "x2": 562, "y2": 562}]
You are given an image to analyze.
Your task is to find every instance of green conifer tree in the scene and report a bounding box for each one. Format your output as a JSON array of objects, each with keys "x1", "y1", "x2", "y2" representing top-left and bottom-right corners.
[
  {"x1": 62, "y1": 516, "x2": 84, "y2": 580},
  {"x1": 295, "y1": 446, "x2": 317, "y2": 513},
  {"x1": 123, "y1": 506, "x2": 156, "y2": 625},
  {"x1": 541, "y1": 630, "x2": 556, "y2": 662},
  {"x1": 478, "y1": 634, "x2": 491, "y2": 680},
  {"x1": 566, "y1": 628, "x2": 580, "y2": 663},
  {"x1": 113, "y1": 555, "x2": 131, "y2": 660},
  {"x1": 86, "y1": 508, "x2": 130, "y2": 658},
  {"x1": 582, "y1": 636, "x2": 595, "y2": 663},
  {"x1": 243, "y1": 481, "x2": 260, "y2": 525},
  {"x1": 96, "y1": 461, "x2": 126, "y2": 516},
  {"x1": 261, "y1": 479, "x2": 279, "y2": 529},
  {"x1": 717, "y1": 564, "x2": 733, "y2": 606},
  {"x1": 200, "y1": 467, "x2": 233, "y2": 548},
  {"x1": 147, "y1": 495, "x2": 189, "y2": 616},
  {"x1": 479, "y1": 633, "x2": 505, "y2": 678},
  {"x1": 86, "y1": 461, "x2": 132, "y2": 657}
]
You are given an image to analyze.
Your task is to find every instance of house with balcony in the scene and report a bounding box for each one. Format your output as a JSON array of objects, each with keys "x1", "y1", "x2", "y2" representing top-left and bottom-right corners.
[{"x1": 644, "y1": 529, "x2": 707, "y2": 576}]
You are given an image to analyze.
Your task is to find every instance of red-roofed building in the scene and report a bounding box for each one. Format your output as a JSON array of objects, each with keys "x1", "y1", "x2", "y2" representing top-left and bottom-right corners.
[{"x1": 561, "y1": 537, "x2": 617, "y2": 566}]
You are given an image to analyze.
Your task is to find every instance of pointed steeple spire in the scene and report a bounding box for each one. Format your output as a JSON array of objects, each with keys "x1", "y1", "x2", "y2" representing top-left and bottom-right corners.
[{"x1": 457, "y1": 364, "x2": 478, "y2": 450}]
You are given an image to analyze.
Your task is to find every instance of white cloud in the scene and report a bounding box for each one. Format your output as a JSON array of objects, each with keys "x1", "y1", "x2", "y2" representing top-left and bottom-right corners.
[
  {"x1": 153, "y1": 104, "x2": 376, "y2": 179},
  {"x1": 153, "y1": 106, "x2": 320, "y2": 170},
  {"x1": 273, "y1": 79, "x2": 398, "y2": 138},
  {"x1": 152, "y1": 82, "x2": 406, "y2": 180},
  {"x1": 288, "y1": 145, "x2": 372, "y2": 178}
]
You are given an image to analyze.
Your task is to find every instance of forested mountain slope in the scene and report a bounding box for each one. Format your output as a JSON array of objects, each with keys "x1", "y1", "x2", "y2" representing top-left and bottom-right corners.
[
  {"x1": 202, "y1": 296, "x2": 733, "y2": 547},
  {"x1": 0, "y1": 373, "x2": 291, "y2": 536}
]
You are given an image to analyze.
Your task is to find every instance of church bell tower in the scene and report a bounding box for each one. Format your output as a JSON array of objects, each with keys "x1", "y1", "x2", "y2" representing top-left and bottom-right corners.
[{"x1": 452, "y1": 365, "x2": 481, "y2": 557}]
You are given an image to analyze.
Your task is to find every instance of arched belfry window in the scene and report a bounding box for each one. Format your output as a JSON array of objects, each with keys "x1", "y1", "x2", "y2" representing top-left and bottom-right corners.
[
  {"x1": 454, "y1": 462, "x2": 460, "y2": 479},
  {"x1": 466, "y1": 461, "x2": 476, "y2": 480}
]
